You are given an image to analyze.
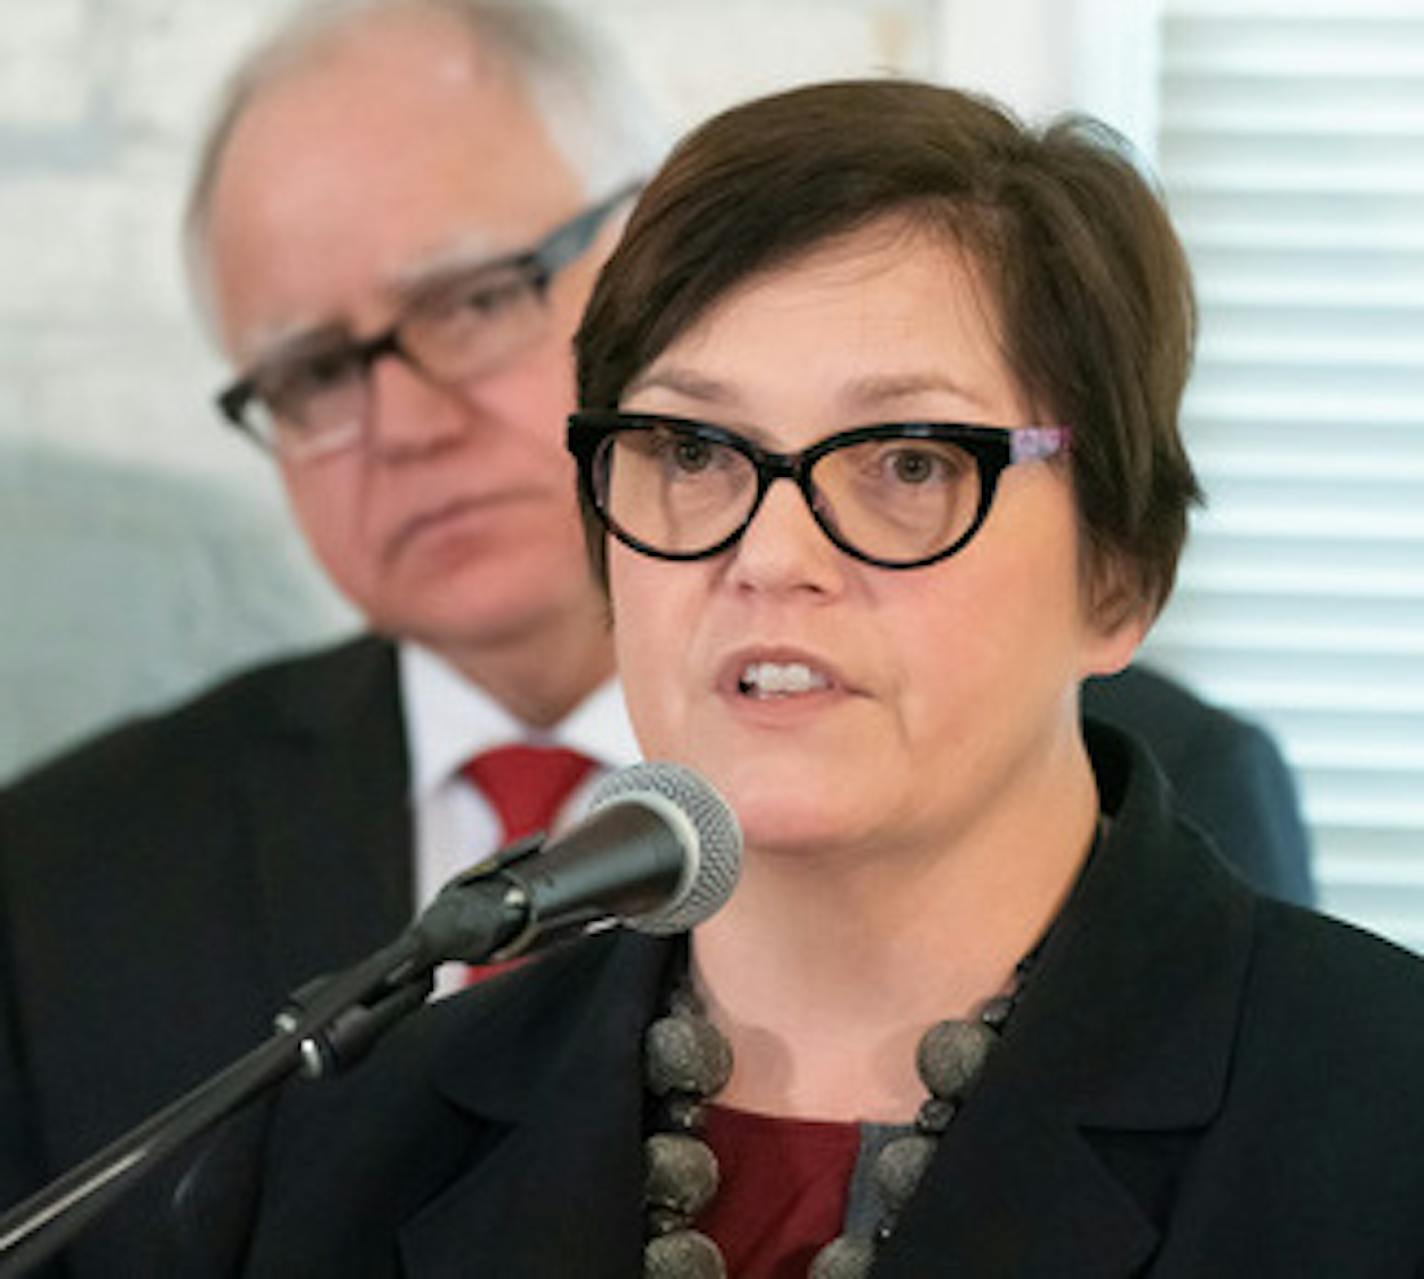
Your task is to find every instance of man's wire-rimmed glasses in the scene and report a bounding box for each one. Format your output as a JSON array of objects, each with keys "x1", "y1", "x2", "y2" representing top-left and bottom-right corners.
[
  {"x1": 567, "y1": 410, "x2": 1071, "y2": 570},
  {"x1": 216, "y1": 183, "x2": 641, "y2": 461}
]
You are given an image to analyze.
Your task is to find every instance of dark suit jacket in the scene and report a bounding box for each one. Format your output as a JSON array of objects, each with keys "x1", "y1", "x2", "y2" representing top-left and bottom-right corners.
[
  {"x1": 240, "y1": 723, "x2": 1424, "y2": 1277},
  {"x1": 0, "y1": 636, "x2": 413, "y2": 1276},
  {"x1": 1083, "y1": 665, "x2": 1314, "y2": 906},
  {"x1": 0, "y1": 638, "x2": 1312, "y2": 1276}
]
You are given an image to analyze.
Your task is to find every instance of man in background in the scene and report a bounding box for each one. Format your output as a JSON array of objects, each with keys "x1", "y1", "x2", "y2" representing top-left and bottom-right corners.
[
  {"x1": 0, "y1": 2, "x2": 659, "y2": 1272},
  {"x1": 0, "y1": 1, "x2": 1311, "y2": 1274}
]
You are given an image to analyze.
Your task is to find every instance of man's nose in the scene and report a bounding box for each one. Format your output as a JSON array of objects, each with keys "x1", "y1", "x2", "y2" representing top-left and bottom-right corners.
[{"x1": 365, "y1": 351, "x2": 475, "y2": 461}]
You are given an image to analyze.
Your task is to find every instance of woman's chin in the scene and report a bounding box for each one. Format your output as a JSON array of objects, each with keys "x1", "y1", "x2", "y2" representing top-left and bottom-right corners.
[
  {"x1": 684, "y1": 754, "x2": 877, "y2": 856},
  {"x1": 730, "y1": 794, "x2": 852, "y2": 859}
]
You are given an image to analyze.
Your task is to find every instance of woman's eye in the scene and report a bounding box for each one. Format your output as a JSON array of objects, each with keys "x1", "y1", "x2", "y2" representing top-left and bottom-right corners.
[
  {"x1": 883, "y1": 447, "x2": 955, "y2": 485},
  {"x1": 889, "y1": 450, "x2": 936, "y2": 483},
  {"x1": 671, "y1": 438, "x2": 714, "y2": 473}
]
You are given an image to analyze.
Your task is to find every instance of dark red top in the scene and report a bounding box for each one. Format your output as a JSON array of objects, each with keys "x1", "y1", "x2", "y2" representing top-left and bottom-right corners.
[{"x1": 698, "y1": 1104, "x2": 862, "y2": 1278}]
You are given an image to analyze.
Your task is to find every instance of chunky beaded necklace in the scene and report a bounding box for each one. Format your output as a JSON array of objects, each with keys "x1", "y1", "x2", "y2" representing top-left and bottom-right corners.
[{"x1": 641, "y1": 951, "x2": 1036, "y2": 1279}]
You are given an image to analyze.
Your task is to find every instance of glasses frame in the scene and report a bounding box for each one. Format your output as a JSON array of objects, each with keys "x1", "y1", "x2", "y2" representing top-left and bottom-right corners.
[
  {"x1": 567, "y1": 410, "x2": 1071, "y2": 570},
  {"x1": 216, "y1": 182, "x2": 642, "y2": 455}
]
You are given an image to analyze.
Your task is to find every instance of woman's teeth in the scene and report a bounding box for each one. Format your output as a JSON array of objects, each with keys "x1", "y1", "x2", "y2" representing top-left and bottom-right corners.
[{"x1": 738, "y1": 661, "x2": 830, "y2": 697}]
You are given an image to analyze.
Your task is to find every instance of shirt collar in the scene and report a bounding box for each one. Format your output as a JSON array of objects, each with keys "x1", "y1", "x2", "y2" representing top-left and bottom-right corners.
[{"x1": 399, "y1": 642, "x2": 640, "y2": 802}]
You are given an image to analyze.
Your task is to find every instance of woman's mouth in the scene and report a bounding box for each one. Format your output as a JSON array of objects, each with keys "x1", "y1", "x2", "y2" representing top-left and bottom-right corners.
[{"x1": 736, "y1": 661, "x2": 833, "y2": 699}]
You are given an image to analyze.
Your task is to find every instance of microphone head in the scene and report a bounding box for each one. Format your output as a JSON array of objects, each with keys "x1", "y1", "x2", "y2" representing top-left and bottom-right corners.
[{"x1": 587, "y1": 761, "x2": 741, "y2": 934}]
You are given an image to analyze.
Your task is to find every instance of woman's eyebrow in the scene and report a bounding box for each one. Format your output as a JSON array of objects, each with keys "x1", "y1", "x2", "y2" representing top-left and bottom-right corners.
[
  {"x1": 836, "y1": 371, "x2": 989, "y2": 414},
  {"x1": 623, "y1": 365, "x2": 743, "y2": 407}
]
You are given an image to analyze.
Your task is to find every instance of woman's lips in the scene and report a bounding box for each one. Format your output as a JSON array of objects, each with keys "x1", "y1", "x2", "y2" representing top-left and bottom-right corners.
[
  {"x1": 715, "y1": 648, "x2": 857, "y2": 701},
  {"x1": 737, "y1": 660, "x2": 831, "y2": 698}
]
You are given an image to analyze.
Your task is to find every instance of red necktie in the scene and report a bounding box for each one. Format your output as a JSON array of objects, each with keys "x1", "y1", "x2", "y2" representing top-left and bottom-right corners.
[
  {"x1": 459, "y1": 744, "x2": 597, "y2": 984},
  {"x1": 462, "y1": 744, "x2": 597, "y2": 843}
]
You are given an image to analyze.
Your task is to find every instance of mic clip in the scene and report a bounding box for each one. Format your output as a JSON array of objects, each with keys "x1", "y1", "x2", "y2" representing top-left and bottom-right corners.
[
  {"x1": 278, "y1": 970, "x2": 433, "y2": 1082},
  {"x1": 413, "y1": 831, "x2": 546, "y2": 965}
]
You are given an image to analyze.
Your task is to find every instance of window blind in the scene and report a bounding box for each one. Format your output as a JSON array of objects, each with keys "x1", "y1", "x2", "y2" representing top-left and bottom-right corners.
[{"x1": 1146, "y1": 2, "x2": 1424, "y2": 950}]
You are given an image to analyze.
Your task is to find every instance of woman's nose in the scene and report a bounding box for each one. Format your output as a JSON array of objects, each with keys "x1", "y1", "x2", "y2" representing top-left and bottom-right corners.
[{"x1": 724, "y1": 478, "x2": 844, "y2": 597}]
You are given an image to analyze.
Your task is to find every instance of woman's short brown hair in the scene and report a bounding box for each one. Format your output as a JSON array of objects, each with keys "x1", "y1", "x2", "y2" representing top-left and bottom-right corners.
[{"x1": 575, "y1": 79, "x2": 1201, "y2": 619}]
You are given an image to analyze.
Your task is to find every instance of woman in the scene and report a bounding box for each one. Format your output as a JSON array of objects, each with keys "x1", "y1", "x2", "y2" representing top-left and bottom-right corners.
[{"x1": 244, "y1": 82, "x2": 1424, "y2": 1277}]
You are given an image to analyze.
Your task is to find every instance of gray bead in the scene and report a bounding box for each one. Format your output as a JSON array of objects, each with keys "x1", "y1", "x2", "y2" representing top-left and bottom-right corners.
[
  {"x1": 668, "y1": 984, "x2": 703, "y2": 1018},
  {"x1": 915, "y1": 1095, "x2": 957, "y2": 1135},
  {"x1": 978, "y1": 994, "x2": 1014, "y2": 1029},
  {"x1": 916, "y1": 1019, "x2": 996, "y2": 1099},
  {"x1": 665, "y1": 1096, "x2": 707, "y2": 1132},
  {"x1": 647, "y1": 1206, "x2": 687, "y2": 1237},
  {"x1": 808, "y1": 1234, "x2": 876, "y2": 1279},
  {"x1": 646, "y1": 1013, "x2": 733, "y2": 1097},
  {"x1": 645, "y1": 1133, "x2": 720, "y2": 1216},
  {"x1": 645, "y1": 1229, "x2": 726, "y2": 1279},
  {"x1": 872, "y1": 1132, "x2": 938, "y2": 1211}
]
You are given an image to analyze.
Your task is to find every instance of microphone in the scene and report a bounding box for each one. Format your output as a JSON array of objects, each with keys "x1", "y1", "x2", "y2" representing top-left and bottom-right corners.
[
  {"x1": 411, "y1": 760, "x2": 742, "y2": 966},
  {"x1": 0, "y1": 765, "x2": 738, "y2": 1276}
]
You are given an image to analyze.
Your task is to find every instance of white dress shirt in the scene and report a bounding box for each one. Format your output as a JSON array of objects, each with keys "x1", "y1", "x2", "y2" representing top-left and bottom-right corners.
[{"x1": 398, "y1": 643, "x2": 641, "y2": 992}]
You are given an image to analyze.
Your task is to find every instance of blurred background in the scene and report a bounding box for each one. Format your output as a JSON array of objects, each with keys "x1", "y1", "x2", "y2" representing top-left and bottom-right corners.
[{"x1": 1, "y1": 0, "x2": 1421, "y2": 949}]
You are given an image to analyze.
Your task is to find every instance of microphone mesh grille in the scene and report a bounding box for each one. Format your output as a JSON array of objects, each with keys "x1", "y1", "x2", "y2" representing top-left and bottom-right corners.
[{"x1": 587, "y1": 761, "x2": 742, "y2": 934}]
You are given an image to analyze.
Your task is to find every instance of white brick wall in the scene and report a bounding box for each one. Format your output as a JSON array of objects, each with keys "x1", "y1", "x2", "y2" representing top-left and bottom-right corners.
[
  {"x1": 604, "y1": 0, "x2": 938, "y2": 132},
  {"x1": 0, "y1": 0, "x2": 296, "y2": 478},
  {"x1": 0, "y1": 1, "x2": 95, "y2": 128}
]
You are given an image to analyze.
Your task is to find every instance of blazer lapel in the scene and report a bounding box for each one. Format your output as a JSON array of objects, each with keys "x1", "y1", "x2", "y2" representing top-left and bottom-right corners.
[
  {"x1": 244, "y1": 637, "x2": 414, "y2": 993},
  {"x1": 399, "y1": 934, "x2": 674, "y2": 1279},
  {"x1": 876, "y1": 1091, "x2": 1158, "y2": 1277},
  {"x1": 878, "y1": 726, "x2": 1257, "y2": 1277}
]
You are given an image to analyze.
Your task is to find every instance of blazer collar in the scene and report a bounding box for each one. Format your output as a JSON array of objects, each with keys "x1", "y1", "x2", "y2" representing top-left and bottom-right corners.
[
  {"x1": 397, "y1": 724, "x2": 1257, "y2": 1278},
  {"x1": 266, "y1": 633, "x2": 400, "y2": 740},
  {"x1": 402, "y1": 933, "x2": 675, "y2": 1278},
  {"x1": 877, "y1": 723, "x2": 1257, "y2": 1275},
  {"x1": 243, "y1": 636, "x2": 414, "y2": 990},
  {"x1": 1009, "y1": 722, "x2": 1254, "y2": 1129}
]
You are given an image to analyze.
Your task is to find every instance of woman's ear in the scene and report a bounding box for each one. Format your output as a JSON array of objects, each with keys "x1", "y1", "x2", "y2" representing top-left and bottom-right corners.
[{"x1": 1080, "y1": 551, "x2": 1154, "y2": 679}]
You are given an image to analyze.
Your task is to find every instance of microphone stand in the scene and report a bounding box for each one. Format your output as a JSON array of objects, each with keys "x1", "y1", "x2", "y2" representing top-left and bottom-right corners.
[{"x1": 0, "y1": 837, "x2": 539, "y2": 1278}]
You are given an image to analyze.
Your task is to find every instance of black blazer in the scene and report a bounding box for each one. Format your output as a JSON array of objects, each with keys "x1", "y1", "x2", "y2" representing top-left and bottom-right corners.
[
  {"x1": 241, "y1": 725, "x2": 1424, "y2": 1278},
  {"x1": 0, "y1": 639, "x2": 1310, "y2": 1276}
]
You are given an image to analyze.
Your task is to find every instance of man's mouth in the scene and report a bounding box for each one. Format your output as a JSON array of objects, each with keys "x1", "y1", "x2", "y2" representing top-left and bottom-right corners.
[{"x1": 384, "y1": 496, "x2": 490, "y2": 563}]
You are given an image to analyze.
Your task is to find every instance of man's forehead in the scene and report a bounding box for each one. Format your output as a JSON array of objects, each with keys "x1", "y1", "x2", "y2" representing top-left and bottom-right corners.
[
  {"x1": 256, "y1": 5, "x2": 503, "y2": 109},
  {"x1": 207, "y1": 16, "x2": 585, "y2": 363}
]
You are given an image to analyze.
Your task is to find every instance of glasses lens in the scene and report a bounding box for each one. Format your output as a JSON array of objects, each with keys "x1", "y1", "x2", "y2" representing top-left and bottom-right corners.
[
  {"x1": 811, "y1": 435, "x2": 984, "y2": 564},
  {"x1": 403, "y1": 266, "x2": 546, "y2": 383},
  {"x1": 251, "y1": 349, "x2": 367, "y2": 457},
  {"x1": 595, "y1": 423, "x2": 757, "y2": 555}
]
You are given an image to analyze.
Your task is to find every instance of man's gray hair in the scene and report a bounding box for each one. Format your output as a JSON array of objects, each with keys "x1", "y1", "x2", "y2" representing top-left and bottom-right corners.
[{"x1": 184, "y1": 0, "x2": 666, "y2": 316}]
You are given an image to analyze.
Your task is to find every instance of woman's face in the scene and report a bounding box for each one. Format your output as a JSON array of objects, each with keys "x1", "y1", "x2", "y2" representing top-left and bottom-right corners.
[{"x1": 610, "y1": 220, "x2": 1140, "y2": 861}]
